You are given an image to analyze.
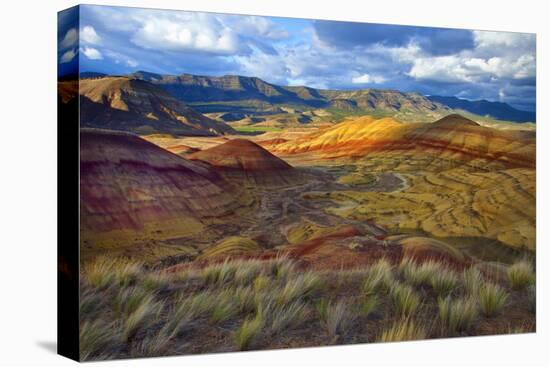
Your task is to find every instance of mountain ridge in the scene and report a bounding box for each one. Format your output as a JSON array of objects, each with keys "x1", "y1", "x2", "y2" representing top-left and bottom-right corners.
[
  {"x1": 71, "y1": 76, "x2": 236, "y2": 136},
  {"x1": 427, "y1": 95, "x2": 535, "y2": 123},
  {"x1": 123, "y1": 71, "x2": 533, "y2": 123}
]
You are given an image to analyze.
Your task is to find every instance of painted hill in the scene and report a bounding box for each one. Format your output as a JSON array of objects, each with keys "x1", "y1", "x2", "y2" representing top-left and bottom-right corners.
[
  {"x1": 405, "y1": 114, "x2": 535, "y2": 167},
  {"x1": 188, "y1": 139, "x2": 299, "y2": 186},
  {"x1": 188, "y1": 139, "x2": 292, "y2": 170},
  {"x1": 427, "y1": 95, "x2": 535, "y2": 123},
  {"x1": 271, "y1": 114, "x2": 535, "y2": 168},
  {"x1": 80, "y1": 128, "x2": 239, "y2": 246},
  {"x1": 75, "y1": 77, "x2": 235, "y2": 136}
]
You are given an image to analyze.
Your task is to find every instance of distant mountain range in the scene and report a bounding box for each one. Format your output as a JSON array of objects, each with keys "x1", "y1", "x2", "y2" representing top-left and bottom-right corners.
[
  {"x1": 426, "y1": 95, "x2": 535, "y2": 123},
  {"x1": 122, "y1": 71, "x2": 534, "y2": 123},
  {"x1": 126, "y1": 71, "x2": 448, "y2": 123}
]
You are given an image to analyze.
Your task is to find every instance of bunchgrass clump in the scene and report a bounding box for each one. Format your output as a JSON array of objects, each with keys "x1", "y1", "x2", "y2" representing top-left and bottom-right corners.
[
  {"x1": 359, "y1": 296, "x2": 379, "y2": 318},
  {"x1": 185, "y1": 291, "x2": 219, "y2": 317},
  {"x1": 430, "y1": 269, "x2": 459, "y2": 297},
  {"x1": 141, "y1": 272, "x2": 173, "y2": 291},
  {"x1": 362, "y1": 258, "x2": 394, "y2": 295},
  {"x1": 83, "y1": 257, "x2": 141, "y2": 289},
  {"x1": 234, "y1": 313, "x2": 264, "y2": 350},
  {"x1": 266, "y1": 301, "x2": 310, "y2": 335},
  {"x1": 234, "y1": 286, "x2": 257, "y2": 314},
  {"x1": 507, "y1": 260, "x2": 535, "y2": 290},
  {"x1": 209, "y1": 290, "x2": 239, "y2": 323},
  {"x1": 478, "y1": 283, "x2": 508, "y2": 317},
  {"x1": 160, "y1": 291, "x2": 217, "y2": 340},
  {"x1": 401, "y1": 259, "x2": 441, "y2": 287},
  {"x1": 317, "y1": 299, "x2": 356, "y2": 339},
  {"x1": 390, "y1": 283, "x2": 420, "y2": 317},
  {"x1": 123, "y1": 296, "x2": 164, "y2": 341},
  {"x1": 80, "y1": 320, "x2": 120, "y2": 360},
  {"x1": 438, "y1": 296, "x2": 478, "y2": 334},
  {"x1": 202, "y1": 259, "x2": 237, "y2": 286},
  {"x1": 253, "y1": 275, "x2": 270, "y2": 292},
  {"x1": 462, "y1": 267, "x2": 484, "y2": 295},
  {"x1": 80, "y1": 287, "x2": 106, "y2": 319},
  {"x1": 377, "y1": 318, "x2": 427, "y2": 342},
  {"x1": 233, "y1": 260, "x2": 263, "y2": 285},
  {"x1": 113, "y1": 287, "x2": 151, "y2": 318},
  {"x1": 270, "y1": 256, "x2": 297, "y2": 280},
  {"x1": 276, "y1": 271, "x2": 321, "y2": 305}
]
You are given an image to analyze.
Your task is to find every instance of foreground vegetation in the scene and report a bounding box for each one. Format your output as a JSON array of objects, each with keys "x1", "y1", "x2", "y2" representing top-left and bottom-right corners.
[{"x1": 80, "y1": 256, "x2": 535, "y2": 360}]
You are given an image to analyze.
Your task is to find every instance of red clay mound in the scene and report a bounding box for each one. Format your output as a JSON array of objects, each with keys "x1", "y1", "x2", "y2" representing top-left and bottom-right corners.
[
  {"x1": 188, "y1": 138, "x2": 292, "y2": 171},
  {"x1": 188, "y1": 139, "x2": 302, "y2": 186},
  {"x1": 282, "y1": 225, "x2": 403, "y2": 271}
]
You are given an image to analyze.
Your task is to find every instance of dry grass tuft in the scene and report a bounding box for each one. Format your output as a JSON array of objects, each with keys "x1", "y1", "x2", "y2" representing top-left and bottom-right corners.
[
  {"x1": 390, "y1": 283, "x2": 421, "y2": 317},
  {"x1": 317, "y1": 299, "x2": 356, "y2": 340},
  {"x1": 234, "y1": 313, "x2": 264, "y2": 351},
  {"x1": 507, "y1": 260, "x2": 535, "y2": 290},
  {"x1": 462, "y1": 267, "x2": 484, "y2": 295},
  {"x1": 359, "y1": 296, "x2": 379, "y2": 318},
  {"x1": 438, "y1": 296, "x2": 478, "y2": 334},
  {"x1": 430, "y1": 269, "x2": 459, "y2": 297},
  {"x1": 80, "y1": 320, "x2": 120, "y2": 360},
  {"x1": 276, "y1": 271, "x2": 321, "y2": 305},
  {"x1": 362, "y1": 258, "x2": 394, "y2": 295},
  {"x1": 267, "y1": 301, "x2": 310, "y2": 335},
  {"x1": 401, "y1": 259, "x2": 441, "y2": 287},
  {"x1": 83, "y1": 257, "x2": 141, "y2": 289},
  {"x1": 122, "y1": 296, "x2": 164, "y2": 341},
  {"x1": 377, "y1": 318, "x2": 427, "y2": 342},
  {"x1": 478, "y1": 283, "x2": 508, "y2": 317}
]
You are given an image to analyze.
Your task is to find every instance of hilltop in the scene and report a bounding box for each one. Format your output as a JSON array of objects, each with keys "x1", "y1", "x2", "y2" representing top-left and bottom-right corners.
[
  {"x1": 188, "y1": 139, "x2": 300, "y2": 186},
  {"x1": 73, "y1": 77, "x2": 235, "y2": 136}
]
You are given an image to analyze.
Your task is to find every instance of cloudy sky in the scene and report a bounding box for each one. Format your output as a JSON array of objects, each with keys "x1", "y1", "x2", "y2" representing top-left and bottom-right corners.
[{"x1": 58, "y1": 5, "x2": 536, "y2": 111}]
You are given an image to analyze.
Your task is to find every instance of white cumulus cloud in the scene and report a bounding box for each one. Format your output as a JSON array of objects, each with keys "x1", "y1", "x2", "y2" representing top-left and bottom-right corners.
[
  {"x1": 230, "y1": 16, "x2": 289, "y2": 40},
  {"x1": 126, "y1": 59, "x2": 138, "y2": 68},
  {"x1": 81, "y1": 25, "x2": 101, "y2": 44},
  {"x1": 352, "y1": 73, "x2": 386, "y2": 84},
  {"x1": 81, "y1": 47, "x2": 103, "y2": 60},
  {"x1": 473, "y1": 31, "x2": 535, "y2": 51},
  {"x1": 60, "y1": 49, "x2": 77, "y2": 63},
  {"x1": 61, "y1": 28, "x2": 78, "y2": 49},
  {"x1": 131, "y1": 12, "x2": 240, "y2": 54}
]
